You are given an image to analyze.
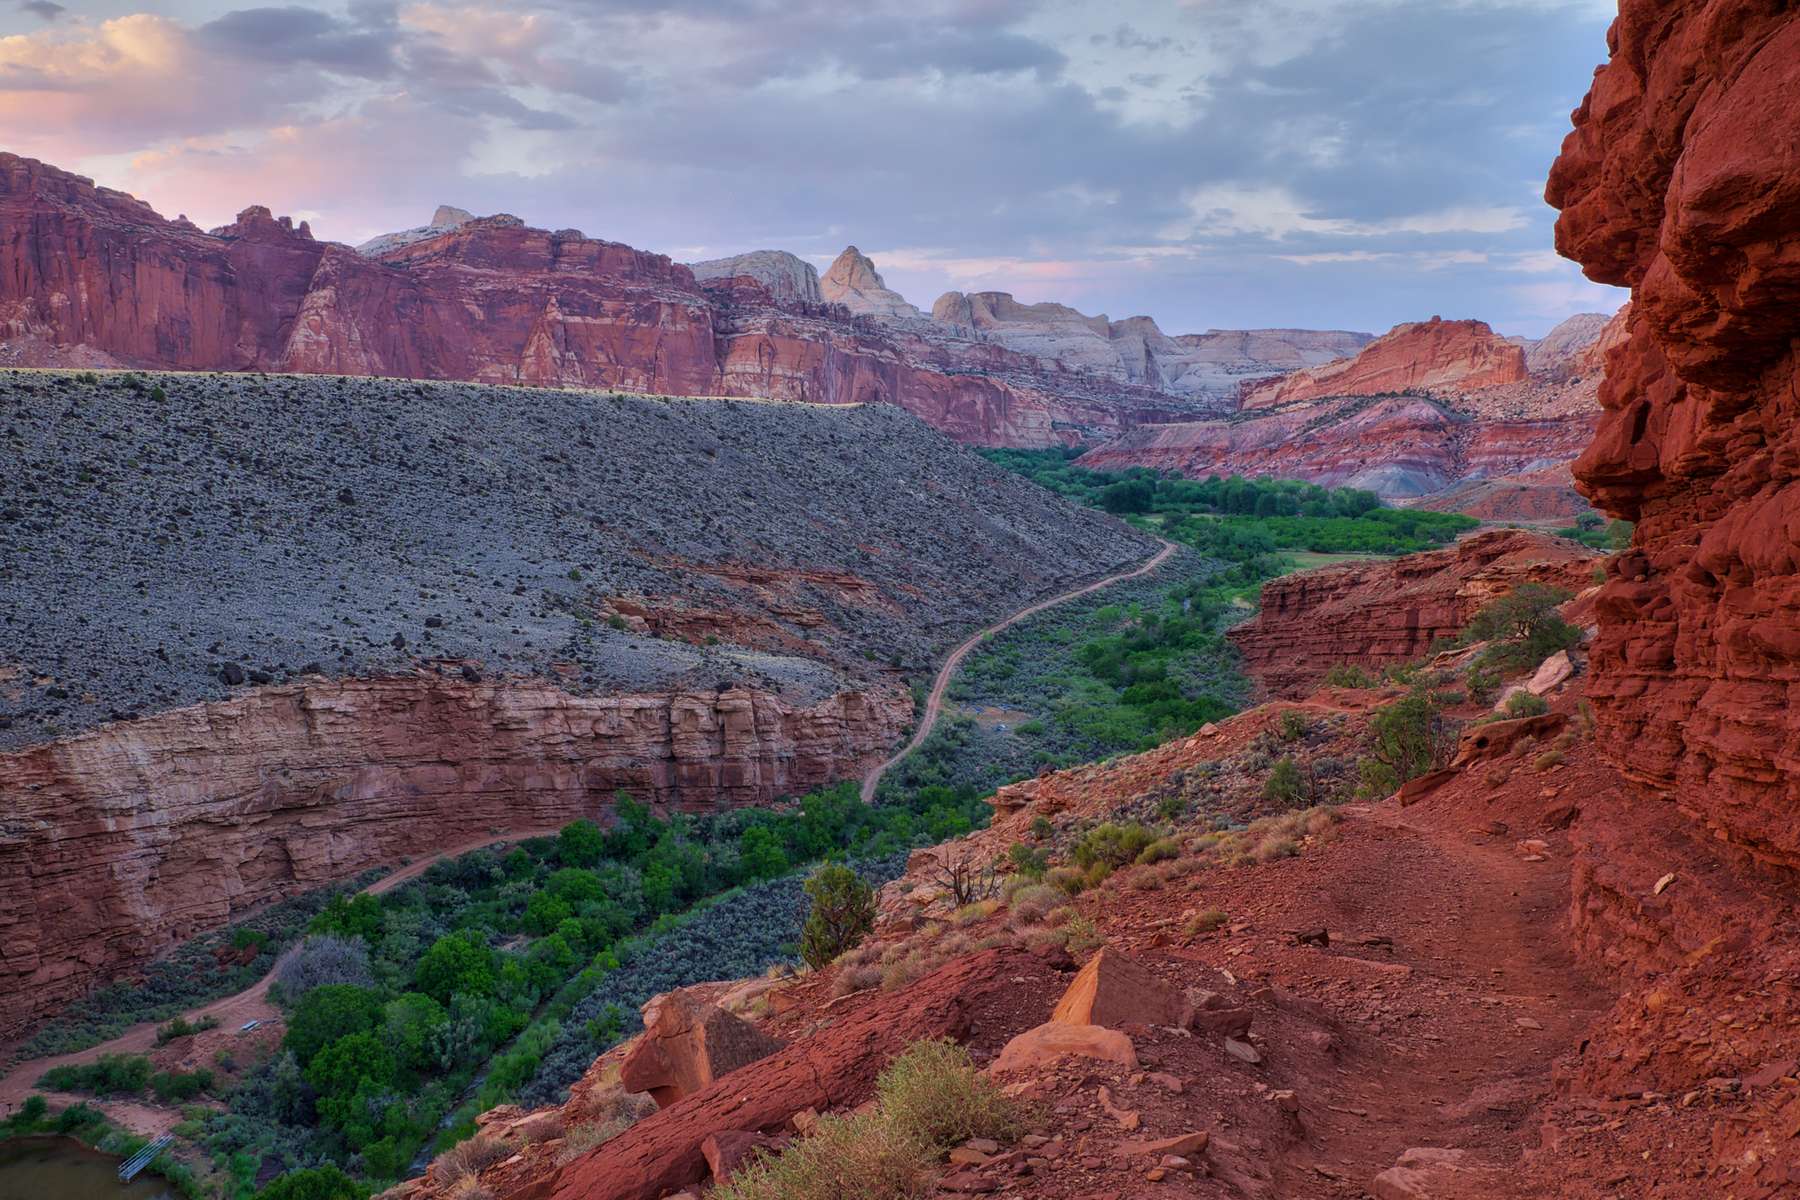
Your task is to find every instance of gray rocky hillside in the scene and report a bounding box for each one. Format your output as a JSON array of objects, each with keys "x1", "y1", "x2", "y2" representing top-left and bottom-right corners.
[{"x1": 0, "y1": 371, "x2": 1155, "y2": 749}]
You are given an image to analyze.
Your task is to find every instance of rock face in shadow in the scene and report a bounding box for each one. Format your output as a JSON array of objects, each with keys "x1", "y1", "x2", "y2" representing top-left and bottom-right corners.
[
  {"x1": 0, "y1": 678, "x2": 908, "y2": 1039},
  {"x1": 1227, "y1": 530, "x2": 1600, "y2": 697},
  {"x1": 1547, "y1": 0, "x2": 1800, "y2": 868}
]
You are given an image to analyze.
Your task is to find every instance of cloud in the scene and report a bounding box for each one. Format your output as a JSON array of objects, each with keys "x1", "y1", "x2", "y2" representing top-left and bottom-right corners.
[
  {"x1": 18, "y1": 0, "x2": 63, "y2": 20},
  {"x1": 6, "y1": 0, "x2": 1628, "y2": 336}
]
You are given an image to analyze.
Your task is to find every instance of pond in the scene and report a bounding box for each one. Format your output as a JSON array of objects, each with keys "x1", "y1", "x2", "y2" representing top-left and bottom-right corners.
[{"x1": 0, "y1": 1136, "x2": 177, "y2": 1200}]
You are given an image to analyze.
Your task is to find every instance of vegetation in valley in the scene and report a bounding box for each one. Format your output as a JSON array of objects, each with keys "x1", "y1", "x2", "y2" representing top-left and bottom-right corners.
[
  {"x1": 979, "y1": 448, "x2": 1478, "y2": 558},
  {"x1": 7, "y1": 871, "x2": 387, "y2": 1065},
  {"x1": 1554, "y1": 509, "x2": 1633, "y2": 551}
]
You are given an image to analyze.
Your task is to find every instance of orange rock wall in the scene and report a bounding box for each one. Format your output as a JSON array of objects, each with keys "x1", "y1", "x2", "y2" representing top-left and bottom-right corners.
[
  {"x1": 1228, "y1": 530, "x2": 1600, "y2": 696},
  {"x1": 0, "y1": 676, "x2": 908, "y2": 1039},
  {"x1": 1549, "y1": 0, "x2": 1800, "y2": 867},
  {"x1": 1242, "y1": 317, "x2": 1528, "y2": 409}
]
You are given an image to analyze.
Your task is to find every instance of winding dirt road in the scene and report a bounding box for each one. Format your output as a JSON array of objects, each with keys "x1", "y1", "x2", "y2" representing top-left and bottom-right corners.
[
  {"x1": 860, "y1": 539, "x2": 1177, "y2": 803},
  {"x1": 0, "y1": 826, "x2": 561, "y2": 1112}
]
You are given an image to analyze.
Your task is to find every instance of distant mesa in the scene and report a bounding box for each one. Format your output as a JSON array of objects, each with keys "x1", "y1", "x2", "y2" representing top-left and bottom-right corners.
[
  {"x1": 355, "y1": 204, "x2": 476, "y2": 257},
  {"x1": 688, "y1": 249, "x2": 823, "y2": 307}
]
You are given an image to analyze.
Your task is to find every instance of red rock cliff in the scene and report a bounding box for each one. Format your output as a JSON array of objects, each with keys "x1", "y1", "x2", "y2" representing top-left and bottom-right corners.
[
  {"x1": 1548, "y1": 0, "x2": 1800, "y2": 868},
  {"x1": 0, "y1": 153, "x2": 1194, "y2": 448},
  {"x1": 0, "y1": 676, "x2": 908, "y2": 1040},
  {"x1": 1242, "y1": 317, "x2": 1528, "y2": 409},
  {"x1": 1228, "y1": 530, "x2": 1600, "y2": 697}
]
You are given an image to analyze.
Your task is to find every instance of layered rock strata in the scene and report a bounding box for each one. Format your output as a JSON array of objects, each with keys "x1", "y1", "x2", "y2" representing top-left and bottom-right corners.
[
  {"x1": 0, "y1": 677, "x2": 907, "y2": 1038},
  {"x1": 1548, "y1": 0, "x2": 1800, "y2": 868},
  {"x1": 1227, "y1": 530, "x2": 1600, "y2": 696}
]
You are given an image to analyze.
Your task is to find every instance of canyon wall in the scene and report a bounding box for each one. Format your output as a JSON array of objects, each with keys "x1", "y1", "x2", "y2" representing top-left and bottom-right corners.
[
  {"x1": 1242, "y1": 317, "x2": 1528, "y2": 409},
  {"x1": 1548, "y1": 0, "x2": 1800, "y2": 868},
  {"x1": 0, "y1": 676, "x2": 908, "y2": 1038},
  {"x1": 0, "y1": 153, "x2": 1201, "y2": 448},
  {"x1": 1228, "y1": 529, "x2": 1599, "y2": 696}
]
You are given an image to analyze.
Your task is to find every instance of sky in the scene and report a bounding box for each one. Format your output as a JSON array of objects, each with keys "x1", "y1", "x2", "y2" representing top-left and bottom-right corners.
[{"x1": 0, "y1": 0, "x2": 1628, "y2": 338}]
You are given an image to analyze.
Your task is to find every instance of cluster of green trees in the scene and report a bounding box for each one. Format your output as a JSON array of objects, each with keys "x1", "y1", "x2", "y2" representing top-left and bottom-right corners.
[
  {"x1": 1554, "y1": 509, "x2": 1633, "y2": 551},
  {"x1": 198, "y1": 775, "x2": 992, "y2": 1196},
  {"x1": 980, "y1": 449, "x2": 1478, "y2": 560}
]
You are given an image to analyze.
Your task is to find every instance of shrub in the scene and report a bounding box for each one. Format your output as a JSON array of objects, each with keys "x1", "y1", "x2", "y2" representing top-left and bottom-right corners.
[
  {"x1": 154, "y1": 1014, "x2": 220, "y2": 1045},
  {"x1": 1062, "y1": 914, "x2": 1103, "y2": 954},
  {"x1": 1043, "y1": 866, "x2": 1086, "y2": 897},
  {"x1": 1262, "y1": 757, "x2": 1308, "y2": 807},
  {"x1": 276, "y1": 934, "x2": 374, "y2": 999},
  {"x1": 150, "y1": 1068, "x2": 215, "y2": 1101},
  {"x1": 799, "y1": 863, "x2": 877, "y2": 971},
  {"x1": 1070, "y1": 822, "x2": 1158, "y2": 871},
  {"x1": 1465, "y1": 584, "x2": 1580, "y2": 670},
  {"x1": 1465, "y1": 665, "x2": 1501, "y2": 704},
  {"x1": 431, "y1": 1133, "x2": 511, "y2": 1186},
  {"x1": 713, "y1": 1109, "x2": 928, "y2": 1200},
  {"x1": 1504, "y1": 691, "x2": 1550, "y2": 718},
  {"x1": 1006, "y1": 843, "x2": 1049, "y2": 880},
  {"x1": 254, "y1": 1165, "x2": 358, "y2": 1200},
  {"x1": 1278, "y1": 710, "x2": 1309, "y2": 741},
  {"x1": 1184, "y1": 908, "x2": 1227, "y2": 936},
  {"x1": 1007, "y1": 885, "x2": 1062, "y2": 925},
  {"x1": 38, "y1": 1053, "x2": 152, "y2": 1096},
  {"x1": 1368, "y1": 691, "x2": 1453, "y2": 783},
  {"x1": 1134, "y1": 837, "x2": 1180, "y2": 866},
  {"x1": 875, "y1": 1039, "x2": 1024, "y2": 1148},
  {"x1": 284, "y1": 984, "x2": 382, "y2": 1066},
  {"x1": 1155, "y1": 795, "x2": 1189, "y2": 821},
  {"x1": 1355, "y1": 757, "x2": 1399, "y2": 799},
  {"x1": 1029, "y1": 815, "x2": 1054, "y2": 840},
  {"x1": 1323, "y1": 663, "x2": 1376, "y2": 688}
]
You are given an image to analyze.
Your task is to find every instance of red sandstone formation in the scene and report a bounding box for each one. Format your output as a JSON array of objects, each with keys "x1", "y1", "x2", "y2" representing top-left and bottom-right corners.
[
  {"x1": 516, "y1": 949, "x2": 1037, "y2": 1200},
  {"x1": 1548, "y1": 0, "x2": 1800, "y2": 869},
  {"x1": 0, "y1": 676, "x2": 906, "y2": 1040},
  {"x1": 1241, "y1": 317, "x2": 1528, "y2": 409},
  {"x1": 618, "y1": 990, "x2": 785, "y2": 1108},
  {"x1": 1227, "y1": 529, "x2": 1600, "y2": 696},
  {"x1": 0, "y1": 154, "x2": 1203, "y2": 448}
]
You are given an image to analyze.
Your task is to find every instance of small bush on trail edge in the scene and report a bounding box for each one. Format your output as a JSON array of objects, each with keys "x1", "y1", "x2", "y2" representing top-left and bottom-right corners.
[
  {"x1": 1278, "y1": 710, "x2": 1309, "y2": 741},
  {"x1": 715, "y1": 1040, "x2": 1024, "y2": 1200},
  {"x1": 1367, "y1": 690, "x2": 1455, "y2": 784},
  {"x1": 154, "y1": 1014, "x2": 220, "y2": 1045},
  {"x1": 1007, "y1": 843, "x2": 1048, "y2": 880},
  {"x1": 1355, "y1": 757, "x2": 1400, "y2": 799},
  {"x1": 799, "y1": 863, "x2": 877, "y2": 971}
]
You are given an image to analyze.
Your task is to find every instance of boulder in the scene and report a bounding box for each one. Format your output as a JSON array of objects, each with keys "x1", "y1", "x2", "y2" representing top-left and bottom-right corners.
[
  {"x1": 1372, "y1": 1147, "x2": 1498, "y2": 1199},
  {"x1": 1051, "y1": 947, "x2": 1192, "y2": 1030},
  {"x1": 1525, "y1": 650, "x2": 1575, "y2": 696},
  {"x1": 991, "y1": 1022, "x2": 1138, "y2": 1075},
  {"x1": 618, "y1": 990, "x2": 786, "y2": 1108}
]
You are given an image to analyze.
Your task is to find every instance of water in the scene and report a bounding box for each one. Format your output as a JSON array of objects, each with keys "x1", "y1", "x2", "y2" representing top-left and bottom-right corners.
[{"x1": 0, "y1": 1137, "x2": 176, "y2": 1200}]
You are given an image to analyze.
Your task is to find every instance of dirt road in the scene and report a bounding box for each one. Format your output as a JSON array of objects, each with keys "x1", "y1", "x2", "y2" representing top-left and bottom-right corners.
[
  {"x1": 0, "y1": 826, "x2": 561, "y2": 1110},
  {"x1": 860, "y1": 540, "x2": 1177, "y2": 802}
]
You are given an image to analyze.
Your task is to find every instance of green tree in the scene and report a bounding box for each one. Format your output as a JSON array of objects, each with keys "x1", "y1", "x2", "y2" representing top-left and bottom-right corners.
[
  {"x1": 305, "y1": 1031, "x2": 397, "y2": 1145},
  {"x1": 415, "y1": 929, "x2": 498, "y2": 1004},
  {"x1": 1369, "y1": 691, "x2": 1450, "y2": 783},
  {"x1": 738, "y1": 825, "x2": 789, "y2": 881},
  {"x1": 799, "y1": 863, "x2": 876, "y2": 970},
  {"x1": 383, "y1": 992, "x2": 450, "y2": 1072},
  {"x1": 557, "y1": 819, "x2": 606, "y2": 867},
  {"x1": 255, "y1": 1165, "x2": 358, "y2": 1200},
  {"x1": 310, "y1": 892, "x2": 384, "y2": 942},
  {"x1": 284, "y1": 984, "x2": 382, "y2": 1066},
  {"x1": 1262, "y1": 757, "x2": 1308, "y2": 807}
]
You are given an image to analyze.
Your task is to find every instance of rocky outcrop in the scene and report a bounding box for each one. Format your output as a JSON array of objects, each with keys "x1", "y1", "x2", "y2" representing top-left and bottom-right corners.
[
  {"x1": 818, "y1": 246, "x2": 923, "y2": 320},
  {"x1": 1524, "y1": 311, "x2": 1614, "y2": 378},
  {"x1": 1243, "y1": 317, "x2": 1528, "y2": 409},
  {"x1": 1548, "y1": 0, "x2": 1800, "y2": 868},
  {"x1": 932, "y1": 290, "x2": 1370, "y2": 403},
  {"x1": 687, "y1": 250, "x2": 822, "y2": 307},
  {"x1": 518, "y1": 949, "x2": 1035, "y2": 1200},
  {"x1": 1078, "y1": 394, "x2": 1598, "y2": 501},
  {"x1": 1228, "y1": 530, "x2": 1600, "y2": 696},
  {"x1": 354, "y1": 205, "x2": 475, "y2": 258},
  {"x1": 619, "y1": 990, "x2": 786, "y2": 1108},
  {"x1": 0, "y1": 676, "x2": 908, "y2": 1039}
]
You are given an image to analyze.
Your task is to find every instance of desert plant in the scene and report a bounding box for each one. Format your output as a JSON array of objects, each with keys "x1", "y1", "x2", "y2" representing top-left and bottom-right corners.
[
  {"x1": 1184, "y1": 908, "x2": 1228, "y2": 936},
  {"x1": 1070, "y1": 822, "x2": 1158, "y2": 871},
  {"x1": 799, "y1": 863, "x2": 877, "y2": 971},
  {"x1": 1134, "y1": 837, "x2": 1181, "y2": 866},
  {"x1": 1006, "y1": 843, "x2": 1049, "y2": 880},
  {"x1": 1278, "y1": 710, "x2": 1309, "y2": 741},
  {"x1": 1368, "y1": 691, "x2": 1454, "y2": 783},
  {"x1": 928, "y1": 850, "x2": 1001, "y2": 907},
  {"x1": 1323, "y1": 663, "x2": 1376, "y2": 688},
  {"x1": 1043, "y1": 866, "x2": 1086, "y2": 897},
  {"x1": 1503, "y1": 691, "x2": 1550, "y2": 718},
  {"x1": 1262, "y1": 757, "x2": 1308, "y2": 807},
  {"x1": 875, "y1": 1040, "x2": 1024, "y2": 1147},
  {"x1": 275, "y1": 934, "x2": 374, "y2": 999}
]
